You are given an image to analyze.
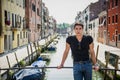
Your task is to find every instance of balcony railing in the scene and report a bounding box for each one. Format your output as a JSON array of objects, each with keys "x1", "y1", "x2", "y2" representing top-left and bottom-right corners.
[{"x1": 11, "y1": 22, "x2": 21, "y2": 31}]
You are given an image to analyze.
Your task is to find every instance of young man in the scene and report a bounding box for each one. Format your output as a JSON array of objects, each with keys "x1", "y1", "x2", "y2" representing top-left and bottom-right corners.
[{"x1": 58, "y1": 23, "x2": 99, "y2": 80}]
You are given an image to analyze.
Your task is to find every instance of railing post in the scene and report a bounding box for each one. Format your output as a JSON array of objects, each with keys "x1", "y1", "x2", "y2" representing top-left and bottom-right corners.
[
  {"x1": 113, "y1": 70, "x2": 117, "y2": 80},
  {"x1": 104, "y1": 51, "x2": 110, "y2": 80},
  {"x1": 41, "y1": 67, "x2": 45, "y2": 76},
  {"x1": 113, "y1": 55, "x2": 119, "y2": 80}
]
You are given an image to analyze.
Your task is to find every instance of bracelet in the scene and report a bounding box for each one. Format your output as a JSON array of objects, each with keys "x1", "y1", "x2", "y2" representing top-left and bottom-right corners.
[{"x1": 94, "y1": 63, "x2": 99, "y2": 67}]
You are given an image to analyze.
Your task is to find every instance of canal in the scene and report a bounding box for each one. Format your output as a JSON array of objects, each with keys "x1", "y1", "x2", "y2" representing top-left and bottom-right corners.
[{"x1": 44, "y1": 35, "x2": 104, "y2": 80}]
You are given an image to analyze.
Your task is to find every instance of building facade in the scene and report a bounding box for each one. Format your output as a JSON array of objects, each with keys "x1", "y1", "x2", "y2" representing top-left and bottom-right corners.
[
  {"x1": 0, "y1": 0, "x2": 28, "y2": 54},
  {"x1": 41, "y1": 3, "x2": 49, "y2": 39},
  {"x1": 107, "y1": 0, "x2": 120, "y2": 47},
  {"x1": 48, "y1": 16, "x2": 57, "y2": 36},
  {"x1": 25, "y1": 0, "x2": 42, "y2": 42},
  {"x1": 98, "y1": 11, "x2": 107, "y2": 44}
]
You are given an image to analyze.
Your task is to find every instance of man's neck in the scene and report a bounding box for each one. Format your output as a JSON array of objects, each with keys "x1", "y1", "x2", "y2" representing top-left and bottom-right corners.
[{"x1": 76, "y1": 34, "x2": 83, "y2": 41}]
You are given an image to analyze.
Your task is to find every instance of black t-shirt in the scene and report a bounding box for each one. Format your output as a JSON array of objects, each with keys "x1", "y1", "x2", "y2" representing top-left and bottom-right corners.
[{"x1": 66, "y1": 35, "x2": 93, "y2": 62}]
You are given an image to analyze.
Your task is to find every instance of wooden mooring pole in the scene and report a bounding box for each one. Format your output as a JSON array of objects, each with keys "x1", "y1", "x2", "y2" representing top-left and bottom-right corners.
[
  {"x1": 27, "y1": 45, "x2": 31, "y2": 64},
  {"x1": 30, "y1": 43, "x2": 33, "y2": 62},
  {"x1": 6, "y1": 56, "x2": 11, "y2": 80},
  {"x1": 96, "y1": 45, "x2": 99, "y2": 61},
  {"x1": 14, "y1": 52, "x2": 20, "y2": 68},
  {"x1": 0, "y1": 67, "x2": 2, "y2": 80}
]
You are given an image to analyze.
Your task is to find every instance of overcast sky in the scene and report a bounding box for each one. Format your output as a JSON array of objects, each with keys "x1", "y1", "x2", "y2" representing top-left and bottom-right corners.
[{"x1": 43, "y1": 0, "x2": 98, "y2": 24}]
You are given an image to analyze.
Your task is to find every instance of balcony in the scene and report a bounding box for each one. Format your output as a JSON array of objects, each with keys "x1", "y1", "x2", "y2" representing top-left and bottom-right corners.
[{"x1": 11, "y1": 22, "x2": 21, "y2": 31}]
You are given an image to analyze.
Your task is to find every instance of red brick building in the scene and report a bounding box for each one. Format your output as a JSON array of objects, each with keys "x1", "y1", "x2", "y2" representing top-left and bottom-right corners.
[
  {"x1": 25, "y1": 0, "x2": 41, "y2": 42},
  {"x1": 107, "y1": 0, "x2": 120, "y2": 48}
]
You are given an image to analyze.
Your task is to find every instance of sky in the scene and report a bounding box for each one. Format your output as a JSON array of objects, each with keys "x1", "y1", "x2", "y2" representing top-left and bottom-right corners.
[{"x1": 43, "y1": 0, "x2": 98, "y2": 24}]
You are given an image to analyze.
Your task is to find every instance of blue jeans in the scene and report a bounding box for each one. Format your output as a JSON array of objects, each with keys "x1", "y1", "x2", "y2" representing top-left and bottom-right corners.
[{"x1": 73, "y1": 60, "x2": 92, "y2": 80}]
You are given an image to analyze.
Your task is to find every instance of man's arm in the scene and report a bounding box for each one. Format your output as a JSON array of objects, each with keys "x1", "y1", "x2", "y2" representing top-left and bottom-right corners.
[
  {"x1": 58, "y1": 42, "x2": 70, "y2": 68},
  {"x1": 89, "y1": 42, "x2": 97, "y2": 65},
  {"x1": 89, "y1": 42, "x2": 99, "y2": 71}
]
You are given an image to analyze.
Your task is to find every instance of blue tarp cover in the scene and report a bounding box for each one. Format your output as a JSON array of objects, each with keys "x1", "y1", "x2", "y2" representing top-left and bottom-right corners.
[{"x1": 13, "y1": 60, "x2": 46, "y2": 80}]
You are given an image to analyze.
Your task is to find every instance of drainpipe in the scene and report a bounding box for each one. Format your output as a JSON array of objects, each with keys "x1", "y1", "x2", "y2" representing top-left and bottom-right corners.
[
  {"x1": 41, "y1": 0, "x2": 42, "y2": 39},
  {"x1": 35, "y1": 0, "x2": 36, "y2": 42},
  {"x1": 106, "y1": 0, "x2": 109, "y2": 45}
]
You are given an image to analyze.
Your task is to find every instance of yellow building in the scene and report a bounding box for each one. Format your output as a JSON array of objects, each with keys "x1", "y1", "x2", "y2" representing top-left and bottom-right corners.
[{"x1": 0, "y1": 0, "x2": 28, "y2": 54}]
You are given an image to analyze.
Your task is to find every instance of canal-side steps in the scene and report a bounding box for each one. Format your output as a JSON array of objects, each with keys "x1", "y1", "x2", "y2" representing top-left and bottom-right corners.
[{"x1": 0, "y1": 34, "x2": 59, "y2": 80}]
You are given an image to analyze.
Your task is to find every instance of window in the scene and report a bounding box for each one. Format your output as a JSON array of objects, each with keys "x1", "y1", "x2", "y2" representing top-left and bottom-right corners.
[
  {"x1": 115, "y1": 14, "x2": 118, "y2": 23},
  {"x1": 101, "y1": 17, "x2": 103, "y2": 24},
  {"x1": 5, "y1": 11, "x2": 7, "y2": 21},
  {"x1": 25, "y1": 0, "x2": 27, "y2": 7},
  {"x1": 108, "y1": 17, "x2": 110, "y2": 24},
  {"x1": 115, "y1": 0, "x2": 118, "y2": 6},
  {"x1": 20, "y1": 32, "x2": 22, "y2": 39},
  {"x1": 32, "y1": 4, "x2": 36, "y2": 12},
  {"x1": 8, "y1": 12, "x2": 10, "y2": 21},
  {"x1": 23, "y1": 32, "x2": 25, "y2": 38},
  {"x1": 118, "y1": 34, "x2": 120, "y2": 41},
  {"x1": 4, "y1": 10, "x2": 10, "y2": 25},
  {"x1": 20, "y1": 16, "x2": 21, "y2": 23},
  {"x1": 104, "y1": 19, "x2": 106, "y2": 26},
  {"x1": 12, "y1": 32, "x2": 14, "y2": 40},
  {"x1": 12, "y1": 13, "x2": 15, "y2": 27},
  {"x1": 99, "y1": 18, "x2": 100, "y2": 24},
  {"x1": 112, "y1": 0, "x2": 114, "y2": 8},
  {"x1": 37, "y1": 8, "x2": 39, "y2": 16},
  {"x1": 17, "y1": 15, "x2": 19, "y2": 22},
  {"x1": 23, "y1": 17, "x2": 25, "y2": 28},
  {"x1": 112, "y1": 15, "x2": 114, "y2": 23},
  {"x1": 15, "y1": 14, "x2": 16, "y2": 27},
  {"x1": 26, "y1": 32, "x2": 27, "y2": 38}
]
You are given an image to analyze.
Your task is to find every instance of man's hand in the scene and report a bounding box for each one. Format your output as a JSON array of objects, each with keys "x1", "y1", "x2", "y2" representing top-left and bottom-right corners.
[
  {"x1": 93, "y1": 63, "x2": 99, "y2": 71},
  {"x1": 57, "y1": 64, "x2": 63, "y2": 69}
]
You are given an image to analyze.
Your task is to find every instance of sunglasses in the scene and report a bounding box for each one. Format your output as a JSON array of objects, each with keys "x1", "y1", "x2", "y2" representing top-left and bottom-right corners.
[{"x1": 78, "y1": 42, "x2": 81, "y2": 50}]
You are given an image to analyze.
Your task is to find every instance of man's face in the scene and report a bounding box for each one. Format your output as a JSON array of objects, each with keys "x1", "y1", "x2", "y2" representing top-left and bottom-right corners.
[{"x1": 74, "y1": 25, "x2": 83, "y2": 35}]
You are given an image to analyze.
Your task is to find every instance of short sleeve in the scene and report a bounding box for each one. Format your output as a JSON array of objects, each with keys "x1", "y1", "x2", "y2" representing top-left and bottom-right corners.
[
  {"x1": 87, "y1": 36, "x2": 93, "y2": 44},
  {"x1": 66, "y1": 36, "x2": 71, "y2": 44}
]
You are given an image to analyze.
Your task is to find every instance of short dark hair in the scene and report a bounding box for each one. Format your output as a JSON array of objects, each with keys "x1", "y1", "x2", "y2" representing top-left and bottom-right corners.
[{"x1": 74, "y1": 23, "x2": 84, "y2": 29}]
